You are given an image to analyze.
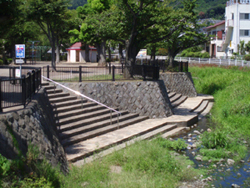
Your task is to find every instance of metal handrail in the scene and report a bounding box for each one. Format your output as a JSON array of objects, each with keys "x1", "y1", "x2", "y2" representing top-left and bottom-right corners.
[{"x1": 42, "y1": 76, "x2": 121, "y2": 127}]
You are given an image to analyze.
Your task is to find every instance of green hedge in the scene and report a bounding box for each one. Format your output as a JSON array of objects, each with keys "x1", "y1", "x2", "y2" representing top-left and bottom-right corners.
[{"x1": 244, "y1": 54, "x2": 250, "y2": 61}]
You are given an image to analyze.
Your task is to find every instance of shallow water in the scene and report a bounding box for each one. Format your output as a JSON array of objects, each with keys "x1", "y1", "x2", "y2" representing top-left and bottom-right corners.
[{"x1": 176, "y1": 116, "x2": 250, "y2": 187}]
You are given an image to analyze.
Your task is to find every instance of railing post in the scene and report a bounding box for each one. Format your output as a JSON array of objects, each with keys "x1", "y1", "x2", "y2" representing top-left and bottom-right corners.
[
  {"x1": 185, "y1": 62, "x2": 188, "y2": 72},
  {"x1": 209, "y1": 58, "x2": 211, "y2": 64},
  {"x1": 112, "y1": 65, "x2": 115, "y2": 81},
  {"x1": 79, "y1": 66, "x2": 82, "y2": 82},
  {"x1": 13, "y1": 67, "x2": 16, "y2": 84},
  {"x1": 235, "y1": 59, "x2": 237, "y2": 66},
  {"x1": 242, "y1": 60, "x2": 244, "y2": 67},
  {"x1": 121, "y1": 63, "x2": 124, "y2": 73},
  {"x1": 0, "y1": 79, "x2": 2, "y2": 112},
  {"x1": 22, "y1": 76, "x2": 26, "y2": 107},
  {"x1": 199, "y1": 58, "x2": 200, "y2": 64},
  {"x1": 189, "y1": 57, "x2": 190, "y2": 63},
  {"x1": 229, "y1": 58, "x2": 230, "y2": 65},
  {"x1": 28, "y1": 72, "x2": 32, "y2": 101},
  {"x1": 47, "y1": 65, "x2": 50, "y2": 79},
  {"x1": 142, "y1": 65, "x2": 146, "y2": 80},
  {"x1": 109, "y1": 62, "x2": 111, "y2": 74},
  {"x1": 220, "y1": 59, "x2": 221, "y2": 65}
]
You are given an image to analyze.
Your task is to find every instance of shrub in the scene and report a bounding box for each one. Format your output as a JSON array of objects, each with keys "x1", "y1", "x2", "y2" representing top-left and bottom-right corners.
[
  {"x1": 157, "y1": 138, "x2": 187, "y2": 151},
  {"x1": 244, "y1": 54, "x2": 250, "y2": 61},
  {"x1": 201, "y1": 131, "x2": 229, "y2": 149},
  {"x1": 201, "y1": 52, "x2": 210, "y2": 58}
]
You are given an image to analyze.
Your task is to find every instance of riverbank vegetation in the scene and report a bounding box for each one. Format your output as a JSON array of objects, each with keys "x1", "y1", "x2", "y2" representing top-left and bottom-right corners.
[
  {"x1": 190, "y1": 65, "x2": 250, "y2": 161},
  {"x1": 0, "y1": 138, "x2": 202, "y2": 187}
]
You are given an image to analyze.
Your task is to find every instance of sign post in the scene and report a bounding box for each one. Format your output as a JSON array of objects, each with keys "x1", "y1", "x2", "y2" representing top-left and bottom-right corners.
[{"x1": 15, "y1": 44, "x2": 25, "y2": 78}]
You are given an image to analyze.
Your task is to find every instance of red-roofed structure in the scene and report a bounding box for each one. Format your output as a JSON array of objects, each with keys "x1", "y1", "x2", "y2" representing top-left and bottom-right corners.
[{"x1": 66, "y1": 42, "x2": 97, "y2": 62}]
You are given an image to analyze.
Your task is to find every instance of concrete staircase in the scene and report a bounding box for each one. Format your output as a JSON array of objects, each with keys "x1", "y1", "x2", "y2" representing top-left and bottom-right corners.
[
  {"x1": 42, "y1": 83, "x2": 187, "y2": 165},
  {"x1": 167, "y1": 90, "x2": 188, "y2": 108}
]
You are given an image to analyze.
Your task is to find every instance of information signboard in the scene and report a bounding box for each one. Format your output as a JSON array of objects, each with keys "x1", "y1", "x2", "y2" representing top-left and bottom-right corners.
[{"x1": 15, "y1": 44, "x2": 25, "y2": 59}]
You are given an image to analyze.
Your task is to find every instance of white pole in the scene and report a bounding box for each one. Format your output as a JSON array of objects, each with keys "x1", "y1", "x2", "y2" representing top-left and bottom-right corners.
[
  {"x1": 189, "y1": 57, "x2": 190, "y2": 63},
  {"x1": 180, "y1": 57, "x2": 182, "y2": 62},
  {"x1": 199, "y1": 58, "x2": 200, "y2": 63},
  {"x1": 20, "y1": 64, "x2": 22, "y2": 78},
  {"x1": 209, "y1": 58, "x2": 211, "y2": 64},
  {"x1": 242, "y1": 60, "x2": 244, "y2": 67}
]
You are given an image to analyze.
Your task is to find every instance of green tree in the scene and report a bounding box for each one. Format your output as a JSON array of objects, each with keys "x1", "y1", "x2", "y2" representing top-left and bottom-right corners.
[
  {"x1": 164, "y1": 0, "x2": 208, "y2": 66},
  {"x1": 71, "y1": 0, "x2": 114, "y2": 64},
  {"x1": 25, "y1": 0, "x2": 70, "y2": 69},
  {"x1": 245, "y1": 41, "x2": 250, "y2": 53},
  {"x1": 239, "y1": 40, "x2": 245, "y2": 55}
]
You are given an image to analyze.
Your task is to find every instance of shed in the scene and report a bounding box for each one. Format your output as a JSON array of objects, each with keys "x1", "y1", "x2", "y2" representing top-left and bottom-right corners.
[{"x1": 66, "y1": 42, "x2": 97, "y2": 63}]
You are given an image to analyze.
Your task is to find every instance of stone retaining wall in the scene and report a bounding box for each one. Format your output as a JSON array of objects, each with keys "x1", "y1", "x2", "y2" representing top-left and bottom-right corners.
[
  {"x1": 0, "y1": 89, "x2": 68, "y2": 173},
  {"x1": 160, "y1": 72, "x2": 197, "y2": 97},
  {"x1": 58, "y1": 81, "x2": 173, "y2": 118}
]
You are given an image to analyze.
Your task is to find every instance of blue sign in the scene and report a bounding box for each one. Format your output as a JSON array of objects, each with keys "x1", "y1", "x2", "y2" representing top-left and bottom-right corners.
[{"x1": 15, "y1": 44, "x2": 25, "y2": 58}]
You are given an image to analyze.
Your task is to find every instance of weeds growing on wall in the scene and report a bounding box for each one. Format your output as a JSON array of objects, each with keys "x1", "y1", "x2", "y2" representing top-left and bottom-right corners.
[
  {"x1": 190, "y1": 65, "x2": 250, "y2": 160},
  {"x1": 0, "y1": 144, "x2": 60, "y2": 188}
]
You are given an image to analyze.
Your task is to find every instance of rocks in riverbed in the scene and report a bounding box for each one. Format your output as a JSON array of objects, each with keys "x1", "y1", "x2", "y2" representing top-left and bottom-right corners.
[
  {"x1": 227, "y1": 159, "x2": 235, "y2": 166},
  {"x1": 193, "y1": 130, "x2": 201, "y2": 135},
  {"x1": 231, "y1": 184, "x2": 240, "y2": 188}
]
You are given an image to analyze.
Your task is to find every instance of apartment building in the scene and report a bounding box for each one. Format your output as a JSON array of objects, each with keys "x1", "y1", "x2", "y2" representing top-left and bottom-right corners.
[{"x1": 205, "y1": 0, "x2": 250, "y2": 58}]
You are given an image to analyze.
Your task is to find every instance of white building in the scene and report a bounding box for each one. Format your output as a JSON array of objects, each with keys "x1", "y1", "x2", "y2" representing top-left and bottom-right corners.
[
  {"x1": 66, "y1": 42, "x2": 97, "y2": 63},
  {"x1": 205, "y1": 0, "x2": 250, "y2": 58}
]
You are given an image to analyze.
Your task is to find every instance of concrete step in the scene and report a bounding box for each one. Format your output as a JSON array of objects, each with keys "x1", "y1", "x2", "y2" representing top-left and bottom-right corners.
[
  {"x1": 163, "y1": 114, "x2": 198, "y2": 127},
  {"x1": 41, "y1": 82, "x2": 49, "y2": 86},
  {"x1": 65, "y1": 118, "x2": 173, "y2": 162},
  {"x1": 49, "y1": 96, "x2": 77, "y2": 104},
  {"x1": 60, "y1": 111, "x2": 130, "y2": 139},
  {"x1": 193, "y1": 100, "x2": 209, "y2": 114},
  {"x1": 46, "y1": 89, "x2": 63, "y2": 94},
  {"x1": 170, "y1": 93, "x2": 182, "y2": 103},
  {"x1": 57, "y1": 105, "x2": 105, "y2": 119},
  {"x1": 43, "y1": 85, "x2": 56, "y2": 90},
  {"x1": 55, "y1": 102, "x2": 96, "y2": 114},
  {"x1": 161, "y1": 127, "x2": 186, "y2": 138},
  {"x1": 57, "y1": 108, "x2": 118, "y2": 127},
  {"x1": 48, "y1": 92, "x2": 70, "y2": 99},
  {"x1": 61, "y1": 114, "x2": 148, "y2": 147},
  {"x1": 168, "y1": 92, "x2": 176, "y2": 98},
  {"x1": 73, "y1": 123, "x2": 179, "y2": 166},
  {"x1": 172, "y1": 96, "x2": 188, "y2": 108},
  {"x1": 52, "y1": 99, "x2": 85, "y2": 109}
]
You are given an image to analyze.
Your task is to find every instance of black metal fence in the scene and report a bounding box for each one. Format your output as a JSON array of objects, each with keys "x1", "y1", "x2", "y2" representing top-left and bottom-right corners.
[
  {"x1": 43, "y1": 65, "x2": 126, "y2": 82},
  {"x1": 0, "y1": 68, "x2": 41, "y2": 112}
]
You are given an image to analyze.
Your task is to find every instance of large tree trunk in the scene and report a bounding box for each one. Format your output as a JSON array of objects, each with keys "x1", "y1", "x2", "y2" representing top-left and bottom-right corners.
[
  {"x1": 97, "y1": 40, "x2": 106, "y2": 66},
  {"x1": 108, "y1": 46, "x2": 111, "y2": 61},
  {"x1": 168, "y1": 50, "x2": 177, "y2": 68},
  {"x1": 119, "y1": 43, "x2": 124, "y2": 61},
  {"x1": 55, "y1": 38, "x2": 60, "y2": 64},
  {"x1": 85, "y1": 44, "x2": 90, "y2": 62},
  {"x1": 51, "y1": 37, "x2": 56, "y2": 70},
  {"x1": 125, "y1": 40, "x2": 139, "y2": 78},
  {"x1": 151, "y1": 46, "x2": 156, "y2": 61}
]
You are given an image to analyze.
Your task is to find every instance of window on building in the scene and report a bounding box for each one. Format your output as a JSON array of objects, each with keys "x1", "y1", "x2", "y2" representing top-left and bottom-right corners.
[
  {"x1": 240, "y1": 30, "x2": 250, "y2": 36},
  {"x1": 240, "y1": 13, "x2": 250, "y2": 20}
]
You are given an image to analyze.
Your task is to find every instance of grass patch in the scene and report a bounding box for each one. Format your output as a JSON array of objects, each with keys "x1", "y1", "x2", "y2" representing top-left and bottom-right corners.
[
  {"x1": 190, "y1": 65, "x2": 250, "y2": 161},
  {"x1": 61, "y1": 138, "x2": 203, "y2": 188}
]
